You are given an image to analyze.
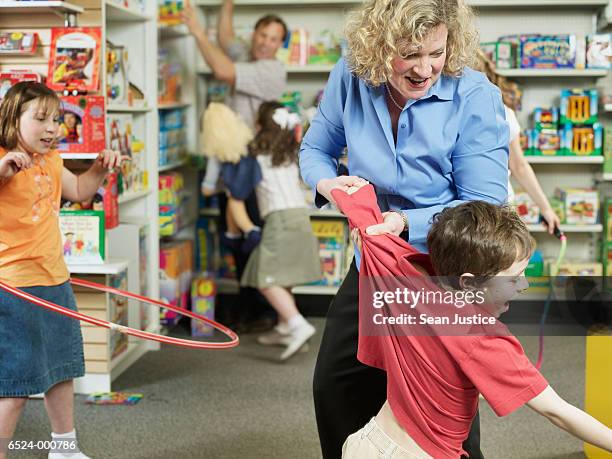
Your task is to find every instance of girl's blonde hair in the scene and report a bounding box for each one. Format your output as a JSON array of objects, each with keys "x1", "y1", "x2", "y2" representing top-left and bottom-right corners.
[
  {"x1": 0, "y1": 82, "x2": 60, "y2": 150},
  {"x1": 474, "y1": 49, "x2": 521, "y2": 111},
  {"x1": 345, "y1": 0, "x2": 479, "y2": 86}
]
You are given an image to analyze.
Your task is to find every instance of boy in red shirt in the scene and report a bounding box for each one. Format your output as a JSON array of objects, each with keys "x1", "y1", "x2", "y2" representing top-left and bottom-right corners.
[{"x1": 334, "y1": 184, "x2": 612, "y2": 458}]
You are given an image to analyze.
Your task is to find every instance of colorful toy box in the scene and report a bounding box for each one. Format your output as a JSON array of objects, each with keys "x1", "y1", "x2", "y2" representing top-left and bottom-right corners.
[
  {"x1": 159, "y1": 239, "x2": 193, "y2": 326},
  {"x1": 59, "y1": 210, "x2": 106, "y2": 265},
  {"x1": 57, "y1": 96, "x2": 106, "y2": 155},
  {"x1": 560, "y1": 89, "x2": 598, "y2": 125},
  {"x1": 519, "y1": 35, "x2": 583, "y2": 69},
  {"x1": 480, "y1": 41, "x2": 516, "y2": 69},
  {"x1": 0, "y1": 32, "x2": 38, "y2": 55},
  {"x1": 0, "y1": 69, "x2": 42, "y2": 101},
  {"x1": 309, "y1": 219, "x2": 347, "y2": 286},
  {"x1": 559, "y1": 123, "x2": 602, "y2": 156},
  {"x1": 555, "y1": 188, "x2": 599, "y2": 225},
  {"x1": 513, "y1": 191, "x2": 540, "y2": 224},
  {"x1": 191, "y1": 275, "x2": 216, "y2": 337},
  {"x1": 586, "y1": 34, "x2": 612, "y2": 69},
  {"x1": 158, "y1": 0, "x2": 184, "y2": 26},
  {"x1": 534, "y1": 107, "x2": 559, "y2": 129}
]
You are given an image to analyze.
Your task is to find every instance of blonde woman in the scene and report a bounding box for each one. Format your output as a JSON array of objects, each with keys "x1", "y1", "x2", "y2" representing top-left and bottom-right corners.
[
  {"x1": 475, "y1": 50, "x2": 561, "y2": 234},
  {"x1": 300, "y1": 1, "x2": 508, "y2": 457}
]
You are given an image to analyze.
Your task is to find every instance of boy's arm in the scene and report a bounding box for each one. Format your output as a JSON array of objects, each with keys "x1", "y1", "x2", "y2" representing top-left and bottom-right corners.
[
  {"x1": 527, "y1": 385, "x2": 612, "y2": 451},
  {"x1": 61, "y1": 150, "x2": 121, "y2": 202}
]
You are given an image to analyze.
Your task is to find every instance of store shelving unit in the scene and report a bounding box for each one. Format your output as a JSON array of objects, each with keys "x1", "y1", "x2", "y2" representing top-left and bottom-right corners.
[
  {"x1": 525, "y1": 156, "x2": 604, "y2": 164},
  {"x1": 0, "y1": 1, "x2": 84, "y2": 15},
  {"x1": 497, "y1": 69, "x2": 608, "y2": 78}
]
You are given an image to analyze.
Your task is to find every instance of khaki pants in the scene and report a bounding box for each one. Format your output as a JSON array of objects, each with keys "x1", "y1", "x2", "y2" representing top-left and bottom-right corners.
[{"x1": 342, "y1": 402, "x2": 432, "y2": 459}]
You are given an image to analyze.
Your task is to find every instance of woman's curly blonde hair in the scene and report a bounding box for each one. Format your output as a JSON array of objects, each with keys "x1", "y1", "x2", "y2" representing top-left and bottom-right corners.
[{"x1": 345, "y1": 0, "x2": 479, "y2": 86}]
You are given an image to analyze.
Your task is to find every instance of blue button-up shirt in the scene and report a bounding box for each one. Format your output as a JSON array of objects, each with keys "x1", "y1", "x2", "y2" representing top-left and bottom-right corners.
[{"x1": 300, "y1": 58, "x2": 509, "y2": 253}]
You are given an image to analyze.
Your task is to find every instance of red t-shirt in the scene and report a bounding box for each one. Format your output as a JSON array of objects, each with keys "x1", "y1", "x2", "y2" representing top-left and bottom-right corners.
[{"x1": 332, "y1": 185, "x2": 548, "y2": 459}]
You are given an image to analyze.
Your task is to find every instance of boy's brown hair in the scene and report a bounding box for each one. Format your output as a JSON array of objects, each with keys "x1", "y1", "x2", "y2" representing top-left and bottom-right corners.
[
  {"x1": 0, "y1": 82, "x2": 60, "y2": 150},
  {"x1": 427, "y1": 201, "x2": 534, "y2": 285},
  {"x1": 249, "y1": 101, "x2": 299, "y2": 167}
]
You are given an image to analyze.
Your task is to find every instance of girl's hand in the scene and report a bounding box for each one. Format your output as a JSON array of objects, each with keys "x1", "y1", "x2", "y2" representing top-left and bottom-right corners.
[
  {"x1": 316, "y1": 175, "x2": 369, "y2": 206},
  {"x1": 95, "y1": 149, "x2": 124, "y2": 171},
  {"x1": 0, "y1": 151, "x2": 32, "y2": 178},
  {"x1": 540, "y1": 208, "x2": 561, "y2": 235}
]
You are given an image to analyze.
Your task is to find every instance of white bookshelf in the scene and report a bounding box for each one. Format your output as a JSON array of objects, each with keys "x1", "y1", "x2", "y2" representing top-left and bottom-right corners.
[
  {"x1": 195, "y1": 0, "x2": 607, "y2": 6},
  {"x1": 497, "y1": 69, "x2": 608, "y2": 78},
  {"x1": 107, "y1": 104, "x2": 152, "y2": 113},
  {"x1": 104, "y1": 0, "x2": 151, "y2": 22},
  {"x1": 117, "y1": 189, "x2": 152, "y2": 204},
  {"x1": 526, "y1": 156, "x2": 604, "y2": 164},
  {"x1": 526, "y1": 224, "x2": 603, "y2": 233},
  {"x1": 0, "y1": 1, "x2": 84, "y2": 14},
  {"x1": 67, "y1": 260, "x2": 129, "y2": 275}
]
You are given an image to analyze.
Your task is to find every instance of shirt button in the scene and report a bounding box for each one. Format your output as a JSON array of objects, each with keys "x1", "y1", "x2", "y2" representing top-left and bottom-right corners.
[{"x1": 401, "y1": 124, "x2": 406, "y2": 128}]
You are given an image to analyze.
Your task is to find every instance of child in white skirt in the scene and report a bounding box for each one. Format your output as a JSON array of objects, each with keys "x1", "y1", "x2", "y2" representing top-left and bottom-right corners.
[{"x1": 228, "y1": 101, "x2": 322, "y2": 360}]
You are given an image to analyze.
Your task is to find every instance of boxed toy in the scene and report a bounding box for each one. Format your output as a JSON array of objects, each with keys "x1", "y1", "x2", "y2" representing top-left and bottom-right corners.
[
  {"x1": 520, "y1": 35, "x2": 582, "y2": 69},
  {"x1": 534, "y1": 128, "x2": 561, "y2": 155},
  {"x1": 48, "y1": 27, "x2": 102, "y2": 93},
  {"x1": 0, "y1": 69, "x2": 42, "y2": 101},
  {"x1": 59, "y1": 210, "x2": 106, "y2": 265},
  {"x1": 0, "y1": 32, "x2": 38, "y2": 55},
  {"x1": 309, "y1": 219, "x2": 346, "y2": 286},
  {"x1": 61, "y1": 172, "x2": 119, "y2": 230},
  {"x1": 57, "y1": 96, "x2": 106, "y2": 155},
  {"x1": 109, "y1": 270, "x2": 128, "y2": 359},
  {"x1": 555, "y1": 188, "x2": 599, "y2": 225},
  {"x1": 191, "y1": 275, "x2": 216, "y2": 337},
  {"x1": 308, "y1": 30, "x2": 342, "y2": 66},
  {"x1": 480, "y1": 41, "x2": 516, "y2": 69},
  {"x1": 560, "y1": 89, "x2": 598, "y2": 125},
  {"x1": 548, "y1": 260, "x2": 602, "y2": 277},
  {"x1": 586, "y1": 34, "x2": 612, "y2": 69},
  {"x1": 158, "y1": 0, "x2": 184, "y2": 26},
  {"x1": 533, "y1": 107, "x2": 559, "y2": 129},
  {"x1": 513, "y1": 191, "x2": 540, "y2": 224},
  {"x1": 559, "y1": 123, "x2": 602, "y2": 156},
  {"x1": 549, "y1": 197, "x2": 566, "y2": 224},
  {"x1": 159, "y1": 241, "x2": 182, "y2": 326}
]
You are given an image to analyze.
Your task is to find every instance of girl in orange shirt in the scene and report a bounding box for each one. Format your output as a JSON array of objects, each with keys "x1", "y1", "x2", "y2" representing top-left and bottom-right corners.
[{"x1": 0, "y1": 82, "x2": 123, "y2": 459}]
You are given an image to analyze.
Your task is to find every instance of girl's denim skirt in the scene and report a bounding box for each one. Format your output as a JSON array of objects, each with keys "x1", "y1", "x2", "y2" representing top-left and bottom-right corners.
[{"x1": 0, "y1": 281, "x2": 85, "y2": 396}]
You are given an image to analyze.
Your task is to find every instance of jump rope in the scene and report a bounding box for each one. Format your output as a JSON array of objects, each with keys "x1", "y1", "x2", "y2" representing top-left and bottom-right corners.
[
  {"x1": 535, "y1": 226, "x2": 567, "y2": 370},
  {"x1": 0, "y1": 277, "x2": 239, "y2": 349}
]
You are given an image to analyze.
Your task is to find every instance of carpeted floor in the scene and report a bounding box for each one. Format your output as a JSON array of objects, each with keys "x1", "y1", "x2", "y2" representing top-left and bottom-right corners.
[{"x1": 14, "y1": 319, "x2": 589, "y2": 458}]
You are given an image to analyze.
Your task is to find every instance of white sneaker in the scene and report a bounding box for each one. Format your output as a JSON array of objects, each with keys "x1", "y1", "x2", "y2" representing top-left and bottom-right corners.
[
  {"x1": 280, "y1": 321, "x2": 316, "y2": 361},
  {"x1": 257, "y1": 326, "x2": 310, "y2": 352}
]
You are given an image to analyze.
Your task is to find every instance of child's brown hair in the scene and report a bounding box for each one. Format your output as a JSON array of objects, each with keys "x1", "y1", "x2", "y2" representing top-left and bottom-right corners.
[
  {"x1": 0, "y1": 82, "x2": 60, "y2": 150},
  {"x1": 427, "y1": 201, "x2": 534, "y2": 286},
  {"x1": 249, "y1": 101, "x2": 299, "y2": 167}
]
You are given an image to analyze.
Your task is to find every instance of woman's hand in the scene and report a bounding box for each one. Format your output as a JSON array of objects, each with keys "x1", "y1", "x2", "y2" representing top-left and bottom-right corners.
[
  {"x1": 351, "y1": 211, "x2": 406, "y2": 252},
  {"x1": 316, "y1": 175, "x2": 369, "y2": 206},
  {"x1": 95, "y1": 149, "x2": 124, "y2": 171},
  {"x1": 0, "y1": 151, "x2": 32, "y2": 178},
  {"x1": 540, "y1": 208, "x2": 561, "y2": 235}
]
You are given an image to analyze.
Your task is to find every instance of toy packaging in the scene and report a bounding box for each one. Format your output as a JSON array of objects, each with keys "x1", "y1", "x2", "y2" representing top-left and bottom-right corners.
[
  {"x1": 519, "y1": 34, "x2": 583, "y2": 69},
  {"x1": 62, "y1": 172, "x2": 119, "y2": 230},
  {"x1": 0, "y1": 32, "x2": 38, "y2": 55},
  {"x1": 513, "y1": 191, "x2": 540, "y2": 224},
  {"x1": 604, "y1": 125, "x2": 612, "y2": 174},
  {"x1": 555, "y1": 188, "x2": 599, "y2": 225},
  {"x1": 85, "y1": 392, "x2": 143, "y2": 406},
  {"x1": 109, "y1": 270, "x2": 128, "y2": 359},
  {"x1": 480, "y1": 41, "x2": 516, "y2": 69},
  {"x1": 47, "y1": 27, "x2": 102, "y2": 93},
  {"x1": 191, "y1": 275, "x2": 216, "y2": 337},
  {"x1": 308, "y1": 219, "x2": 347, "y2": 286},
  {"x1": 548, "y1": 260, "x2": 602, "y2": 277},
  {"x1": 560, "y1": 89, "x2": 598, "y2": 125},
  {"x1": 159, "y1": 239, "x2": 193, "y2": 326},
  {"x1": 158, "y1": 0, "x2": 184, "y2": 26},
  {"x1": 57, "y1": 96, "x2": 106, "y2": 155},
  {"x1": 586, "y1": 34, "x2": 612, "y2": 69},
  {"x1": 106, "y1": 40, "x2": 129, "y2": 104},
  {"x1": 0, "y1": 69, "x2": 42, "y2": 101},
  {"x1": 559, "y1": 123, "x2": 602, "y2": 156},
  {"x1": 59, "y1": 210, "x2": 106, "y2": 265},
  {"x1": 307, "y1": 30, "x2": 342, "y2": 66},
  {"x1": 533, "y1": 107, "x2": 559, "y2": 129}
]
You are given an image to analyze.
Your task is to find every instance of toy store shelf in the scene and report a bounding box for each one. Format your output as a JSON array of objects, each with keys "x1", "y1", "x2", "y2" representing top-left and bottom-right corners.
[
  {"x1": 158, "y1": 25, "x2": 190, "y2": 39},
  {"x1": 196, "y1": 0, "x2": 358, "y2": 6},
  {"x1": 107, "y1": 104, "x2": 152, "y2": 113},
  {"x1": 216, "y1": 278, "x2": 239, "y2": 295},
  {"x1": 292, "y1": 285, "x2": 339, "y2": 295},
  {"x1": 104, "y1": 0, "x2": 152, "y2": 23},
  {"x1": 0, "y1": 1, "x2": 83, "y2": 14},
  {"x1": 158, "y1": 101, "x2": 191, "y2": 110},
  {"x1": 200, "y1": 207, "x2": 221, "y2": 217},
  {"x1": 198, "y1": 64, "x2": 335, "y2": 74},
  {"x1": 526, "y1": 224, "x2": 603, "y2": 233},
  {"x1": 496, "y1": 69, "x2": 608, "y2": 78},
  {"x1": 526, "y1": 156, "x2": 604, "y2": 164},
  {"x1": 118, "y1": 189, "x2": 151, "y2": 205},
  {"x1": 159, "y1": 158, "x2": 189, "y2": 172},
  {"x1": 68, "y1": 260, "x2": 129, "y2": 275},
  {"x1": 309, "y1": 208, "x2": 345, "y2": 218},
  {"x1": 60, "y1": 153, "x2": 99, "y2": 160}
]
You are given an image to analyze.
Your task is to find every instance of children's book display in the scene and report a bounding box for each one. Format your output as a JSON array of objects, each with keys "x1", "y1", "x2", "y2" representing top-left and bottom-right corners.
[
  {"x1": 59, "y1": 210, "x2": 105, "y2": 265},
  {"x1": 0, "y1": 69, "x2": 42, "y2": 101},
  {"x1": 57, "y1": 96, "x2": 106, "y2": 155},
  {"x1": 48, "y1": 27, "x2": 102, "y2": 95}
]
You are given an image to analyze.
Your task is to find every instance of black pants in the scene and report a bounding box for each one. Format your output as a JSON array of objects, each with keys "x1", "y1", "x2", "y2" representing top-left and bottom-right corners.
[{"x1": 313, "y1": 262, "x2": 484, "y2": 458}]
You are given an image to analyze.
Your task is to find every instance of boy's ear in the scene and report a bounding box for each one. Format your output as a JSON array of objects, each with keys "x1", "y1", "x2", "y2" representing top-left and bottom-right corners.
[{"x1": 459, "y1": 273, "x2": 477, "y2": 291}]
